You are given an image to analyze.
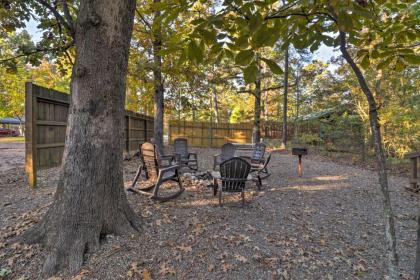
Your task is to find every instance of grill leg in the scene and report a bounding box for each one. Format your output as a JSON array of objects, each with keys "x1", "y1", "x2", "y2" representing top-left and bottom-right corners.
[
  {"x1": 241, "y1": 190, "x2": 245, "y2": 207},
  {"x1": 219, "y1": 188, "x2": 222, "y2": 206}
]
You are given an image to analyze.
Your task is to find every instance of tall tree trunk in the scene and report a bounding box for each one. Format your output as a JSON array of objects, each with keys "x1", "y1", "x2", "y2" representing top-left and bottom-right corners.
[
  {"x1": 339, "y1": 31, "x2": 399, "y2": 280},
  {"x1": 294, "y1": 68, "x2": 300, "y2": 139},
  {"x1": 20, "y1": 0, "x2": 138, "y2": 276},
  {"x1": 282, "y1": 45, "x2": 289, "y2": 148},
  {"x1": 253, "y1": 78, "x2": 262, "y2": 144},
  {"x1": 213, "y1": 87, "x2": 219, "y2": 123},
  {"x1": 415, "y1": 210, "x2": 420, "y2": 280},
  {"x1": 152, "y1": 0, "x2": 164, "y2": 154}
]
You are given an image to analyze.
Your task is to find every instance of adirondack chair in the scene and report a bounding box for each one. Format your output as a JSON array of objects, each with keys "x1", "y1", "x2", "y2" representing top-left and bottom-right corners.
[
  {"x1": 173, "y1": 138, "x2": 198, "y2": 171},
  {"x1": 213, "y1": 157, "x2": 251, "y2": 206},
  {"x1": 240, "y1": 143, "x2": 266, "y2": 164},
  {"x1": 128, "y1": 142, "x2": 184, "y2": 201},
  {"x1": 250, "y1": 152, "x2": 272, "y2": 190},
  {"x1": 213, "y1": 143, "x2": 236, "y2": 170}
]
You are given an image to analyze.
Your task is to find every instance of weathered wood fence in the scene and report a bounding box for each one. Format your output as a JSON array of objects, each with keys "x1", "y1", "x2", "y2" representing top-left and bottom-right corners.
[
  {"x1": 168, "y1": 120, "x2": 253, "y2": 147},
  {"x1": 25, "y1": 82, "x2": 153, "y2": 187},
  {"x1": 168, "y1": 120, "x2": 305, "y2": 147}
]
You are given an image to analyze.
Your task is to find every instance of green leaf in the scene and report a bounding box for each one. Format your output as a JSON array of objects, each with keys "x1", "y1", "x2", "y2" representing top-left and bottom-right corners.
[
  {"x1": 261, "y1": 58, "x2": 283, "y2": 75},
  {"x1": 360, "y1": 54, "x2": 370, "y2": 69},
  {"x1": 235, "y1": 35, "x2": 249, "y2": 49},
  {"x1": 243, "y1": 63, "x2": 258, "y2": 84},
  {"x1": 394, "y1": 58, "x2": 406, "y2": 71},
  {"x1": 235, "y1": 49, "x2": 254, "y2": 66},
  {"x1": 249, "y1": 13, "x2": 263, "y2": 33},
  {"x1": 338, "y1": 11, "x2": 353, "y2": 32},
  {"x1": 402, "y1": 54, "x2": 420, "y2": 65},
  {"x1": 376, "y1": 56, "x2": 394, "y2": 70},
  {"x1": 251, "y1": 25, "x2": 272, "y2": 48},
  {"x1": 187, "y1": 40, "x2": 203, "y2": 63},
  {"x1": 197, "y1": 28, "x2": 216, "y2": 44}
]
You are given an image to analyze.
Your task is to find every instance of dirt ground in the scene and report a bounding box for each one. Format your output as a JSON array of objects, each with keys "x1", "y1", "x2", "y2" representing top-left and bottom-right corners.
[
  {"x1": 0, "y1": 140, "x2": 24, "y2": 173},
  {"x1": 0, "y1": 145, "x2": 419, "y2": 280}
]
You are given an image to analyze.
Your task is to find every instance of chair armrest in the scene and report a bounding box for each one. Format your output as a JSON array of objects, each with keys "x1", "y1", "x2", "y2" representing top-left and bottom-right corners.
[{"x1": 159, "y1": 164, "x2": 180, "y2": 173}]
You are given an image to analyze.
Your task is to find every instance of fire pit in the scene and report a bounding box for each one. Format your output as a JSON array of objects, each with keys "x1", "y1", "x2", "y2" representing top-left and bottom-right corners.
[{"x1": 292, "y1": 147, "x2": 308, "y2": 177}]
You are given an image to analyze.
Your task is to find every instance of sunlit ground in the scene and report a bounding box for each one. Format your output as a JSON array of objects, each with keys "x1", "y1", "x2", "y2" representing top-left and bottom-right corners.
[{"x1": 0, "y1": 136, "x2": 25, "y2": 143}]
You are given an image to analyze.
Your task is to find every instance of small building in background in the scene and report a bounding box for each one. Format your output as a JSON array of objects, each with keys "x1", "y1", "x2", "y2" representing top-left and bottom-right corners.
[{"x1": 0, "y1": 117, "x2": 25, "y2": 136}]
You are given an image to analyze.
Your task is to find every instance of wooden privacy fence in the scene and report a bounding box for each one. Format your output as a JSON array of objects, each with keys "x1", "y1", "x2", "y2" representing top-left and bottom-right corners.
[
  {"x1": 168, "y1": 120, "x2": 297, "y2": 147},
  {"x1": 25, "y1": 82, "x2": 154, "y2": 187},
  {"x1": 169, "y1": 120, "x2": 253, "y2": 147}
]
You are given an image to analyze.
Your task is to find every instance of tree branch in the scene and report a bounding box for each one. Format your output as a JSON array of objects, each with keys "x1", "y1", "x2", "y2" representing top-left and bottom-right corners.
[
  {"x1": 136, "y1": 9, "x2": 152, "y2": 31},
  {"x1": 35, "y1": 0, "x2": 75, "y2": 38},
  {"x1": 60, "y1": 0, "x2": 75, "y2": 36},
  {"x1": 0, "y1": 43, "x2": 73, "y2": 64}
]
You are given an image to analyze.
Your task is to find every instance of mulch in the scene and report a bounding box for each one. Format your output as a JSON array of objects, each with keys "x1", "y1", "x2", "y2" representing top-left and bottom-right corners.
[{"x1": 0, "y1": 147, "x2": 419, "y2": 280}]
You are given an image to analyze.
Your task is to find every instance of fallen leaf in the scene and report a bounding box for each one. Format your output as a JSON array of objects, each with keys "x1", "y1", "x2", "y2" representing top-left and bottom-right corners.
[
  {"x1": 234, "y1": 254, "x2": 248, "y2": 263},
  {"x1": 177, "y1": 244, "x2": 192, "y2": 253},
  {"x1": 143, "y1": 269, "x2": 152, "y2": 280}
]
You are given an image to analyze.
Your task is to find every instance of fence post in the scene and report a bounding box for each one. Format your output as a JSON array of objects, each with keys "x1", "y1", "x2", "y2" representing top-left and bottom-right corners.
[
  {"x1": 144, "y1": 118, "x2": 147, "y2": 142},
  {"x1": 25, "y1": 82, "x2": 37, "y2": 187}
]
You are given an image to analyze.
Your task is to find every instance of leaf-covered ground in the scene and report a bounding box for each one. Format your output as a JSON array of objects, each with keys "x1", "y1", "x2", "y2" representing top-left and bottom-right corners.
[{"x1": 0, "y1": 147, "x2": 418, "y2": 279}]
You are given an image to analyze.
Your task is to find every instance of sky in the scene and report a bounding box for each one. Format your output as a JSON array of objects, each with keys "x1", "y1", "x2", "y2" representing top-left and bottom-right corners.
[{"x1": 25, "y1": 18, "x2": 338, "y2": 67}]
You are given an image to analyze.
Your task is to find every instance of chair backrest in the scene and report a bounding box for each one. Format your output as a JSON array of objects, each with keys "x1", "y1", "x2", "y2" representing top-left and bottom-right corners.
[
  {"x1": 141, "y1": 142, "x2": 159, "y2": 180},
  {"x1": 221, "y1": 143, "x2": 236, "y2": 161},
  {"x1": 220, "y1": 157, "x2": 251, "y2": 192},
  {"x1": 252, "y1": 143, "x2": 266, "y2": 161},
  {"x1": 174, "y1": 138, "x2": 188, "y2": 159}
]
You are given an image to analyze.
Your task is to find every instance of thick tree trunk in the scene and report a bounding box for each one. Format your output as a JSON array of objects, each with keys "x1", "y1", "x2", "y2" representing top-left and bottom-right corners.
[
  {"x1": 282, "y1": 46, "x2": 289, "y2": 148},
  {"x1": 415, "y1": 210, "x2": 420, "y2": 280},
  {"x1": 339, "y1": 31, "x2": 399, "y2": 280},
  {"x1": 20, "y1": 0, "x2": 138, "y2": 276},
  {"x1": 152, "y1": 0, "x2": 164, "y2": 154},
  {"x1": 294, "y1": 70, "x2": 300, "y2": 139},
  {"x1": 252, "y1": 78, "x2": 262, "y2": 144}
]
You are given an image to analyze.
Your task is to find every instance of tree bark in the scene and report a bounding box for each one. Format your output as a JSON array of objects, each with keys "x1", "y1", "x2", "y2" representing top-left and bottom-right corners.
[
  {"x1": 152, "y1": 0, "x2": 164, "y2": 154},
  {"x1": 294, "y1": 67, "x2": 300, "y2": 139},
  {"x1": 282, "y1": 45, "x2": 289, "y2": 148},
  {"x1": 339, "y1": 30, "x2": 399, "y2": 280},
  {"x1": 212, "y1": 87, "x2": 219, "y2": 123},
  {"x1": 416, "y1": 209, "x2": 420, "y2": 280},
  {"x1": 252, "y1": 77, "x2": 262, "y2": 144},
  {"x1": 20, "y1": 0, "x2": 139, "y2": 276}
]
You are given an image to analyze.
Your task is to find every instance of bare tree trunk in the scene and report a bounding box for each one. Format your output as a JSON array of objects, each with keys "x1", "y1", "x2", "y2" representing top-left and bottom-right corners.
[
  {"x1": 213, "y1": 87, "x2": 219, "y2": 123},
  {"x1": 294, "y1": 68, "x2": 300, "y2": 139},
  {"x1": 339, "y1": 30, "x2": 399, "y2": 280},
  {"x1": 20, "y1": 0, "x2": 138, "y2": 277},
  {"x1": 282, "y1": 45, "x2": 289, "y2": 148},
  {"x1": 252, "y1": 78, "x2": 262, "y2": 144},
  {"x1": 152, "y1": 0, "x2": 164, "y2": 154}
]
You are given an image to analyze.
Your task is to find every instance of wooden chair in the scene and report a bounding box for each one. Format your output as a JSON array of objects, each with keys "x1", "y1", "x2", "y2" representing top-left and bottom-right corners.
[
  {"x1": 250, "y1": 153, "x2": 272, "y2": 190},
  {"x1": 213, "y1": 143, "x2": 236, "y2": 170},
  {"x1": 128, "y1": 142, "x2": 184, "y2": 201},
  {"x1": 173, "y1": 138, "x2": 198, "y2": 171},
  {"x1": 213, "y1": 157, "x2": 251, "y2": 206},
  {"x1": 240, "y1": 143, "x2": 266, "y2": 164}
]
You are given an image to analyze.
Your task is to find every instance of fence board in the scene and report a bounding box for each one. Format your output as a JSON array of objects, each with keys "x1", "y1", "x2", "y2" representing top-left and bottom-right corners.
[{"x1": 25, "y1": 82, "x2": 153, "y2": 187}]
